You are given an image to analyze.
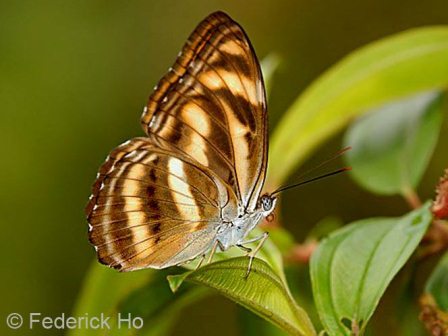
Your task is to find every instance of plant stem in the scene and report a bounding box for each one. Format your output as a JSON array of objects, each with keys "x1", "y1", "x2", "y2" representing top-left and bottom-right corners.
[
  {"x1": 402, "y1": 187, "x2": 422, "y2": 209},
  {"x1": 286, "y1": 241, "x2": 318, "y2": 264}
]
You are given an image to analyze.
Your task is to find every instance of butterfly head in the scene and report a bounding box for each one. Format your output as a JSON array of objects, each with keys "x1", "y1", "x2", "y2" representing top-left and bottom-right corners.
[{"x1": 259, "y1": 194, "x2": 277, "y2": 217}]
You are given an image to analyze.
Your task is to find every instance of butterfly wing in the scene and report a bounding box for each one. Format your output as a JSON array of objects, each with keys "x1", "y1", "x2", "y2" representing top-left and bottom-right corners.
[
  {"x1": 86, "y1": 138, "x2": 236, "y2": 271},
  {"x1": 141, "y1": 11, "x2": 268, "y2": 211},
  {"x1": 87, "y1": 11, "x2": 268, "y2": 271}
]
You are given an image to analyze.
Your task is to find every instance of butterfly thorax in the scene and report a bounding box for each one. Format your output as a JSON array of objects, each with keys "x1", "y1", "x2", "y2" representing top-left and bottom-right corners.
[{"x1": 216, "y1": 195, "x2": 277, "y2": 251}]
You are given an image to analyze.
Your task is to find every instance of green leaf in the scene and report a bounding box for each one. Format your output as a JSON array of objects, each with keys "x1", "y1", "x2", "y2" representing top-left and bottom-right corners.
[
  {"x1": 181, "y1": 227, "x2": 287, "y2": 283},
  {"x1": 268, "y1": 226, "x2": 296, "y2": 255},
  {"x1": 344, "y1": 91, "x2": 443, "y2": 196},
  {"x1": 71, "y1": 265, "x2": 211, "y2": 336},
  {"x1": 112, "y1": 270, "x2": 211, "y2": 336},
  {"x1": 238, "y1": 306, "x2": 288, "y2": 336},
  {"x1": 267, "y1": 26, "x2": 448, "y2": 188},
  {"x1": 261, "y1": 53, "x2": 281, "y2": 98},
  {"x1": 307, "y1": 217, "x2": 344, "y2": 241},
  {"x1": 420, "y1": 252, "x2": 448, "y2": 334},
  {"x1": 68, "y1": 262, "x2": 153, "y2": 336},
  {"x1": 425, "y1": 251, "x2": 448, "y2": 311},
  {"x1": 310, "y1": 203, "x2": 432, "y2": 335},
  {"x1": 168, "y1": 257, "x2": 316, "y2": 336}
]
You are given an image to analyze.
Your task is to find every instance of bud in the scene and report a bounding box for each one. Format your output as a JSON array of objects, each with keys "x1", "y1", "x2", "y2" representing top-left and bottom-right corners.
[
  {"x1": 433, "y1": 169, "x2": 448, "y2": 220},
  {"x1": 419, "y1": 293, "x2": 448, "y2": 335}
]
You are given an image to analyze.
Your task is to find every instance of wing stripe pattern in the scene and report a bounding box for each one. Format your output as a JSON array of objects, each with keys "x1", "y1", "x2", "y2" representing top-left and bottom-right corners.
[
  {"x1": 141, "y1": 11, "x2": 267, "y2": 210},
  {"x1": 118, "y1": 158, "x2": 218, "y2": 206},
  {"x1": 102, "y1": 170, "x2": 215, "y2": 206},
  {"x1": 96, "y1": 182, "x2": 209, "y2": 204},
  {"x1": 151, "y1": 111, "x2": 234, "y2": 168},
  {"x1": 87, "y1": 12, "x2": 268, "y2": 272},
  {"x1": 86, "y1": 138, "x2": 223, "y2": 271}
]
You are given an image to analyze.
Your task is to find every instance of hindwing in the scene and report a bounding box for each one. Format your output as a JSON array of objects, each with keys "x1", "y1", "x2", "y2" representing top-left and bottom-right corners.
[{"x1": 86, "y1": 138, "x2": 237, "y2": 271}]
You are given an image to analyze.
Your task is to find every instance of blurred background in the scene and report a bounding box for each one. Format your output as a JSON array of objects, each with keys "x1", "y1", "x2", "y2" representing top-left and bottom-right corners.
[{"x1": 1, "y1": 1, "x2": 447, "y2": 335}]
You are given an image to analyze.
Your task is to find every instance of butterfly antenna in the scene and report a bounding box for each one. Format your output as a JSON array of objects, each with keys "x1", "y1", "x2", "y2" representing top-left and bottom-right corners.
[
  {"x1": 286, "y1": 146, "x2": 352, "y2": 186},
  {"x1": 270, "y1": 146, "x2": 352, "y2": 196},
  {"x1": 271, "y1": 167, "x2": 351, "y2": 196}
]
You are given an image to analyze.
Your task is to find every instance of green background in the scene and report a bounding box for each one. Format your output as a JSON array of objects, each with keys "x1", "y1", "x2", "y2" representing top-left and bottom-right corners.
[{"x1": 1, "y1": 1, "x2": 447, "y2": 335}]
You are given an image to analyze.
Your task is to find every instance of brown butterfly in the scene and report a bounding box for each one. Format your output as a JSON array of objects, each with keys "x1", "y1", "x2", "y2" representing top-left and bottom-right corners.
[{"x1": 86, "y1": 11, "x2": 277, "y2": 273}]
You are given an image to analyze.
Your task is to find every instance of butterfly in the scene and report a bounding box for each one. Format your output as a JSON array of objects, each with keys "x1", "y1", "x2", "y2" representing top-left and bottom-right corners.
[{"x1": 86, "y1": 11, "x2": 277, "y2": 273}]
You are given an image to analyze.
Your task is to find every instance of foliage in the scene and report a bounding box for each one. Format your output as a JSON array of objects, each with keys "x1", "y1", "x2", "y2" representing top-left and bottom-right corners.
[
  {"x1": 344, "y1": 91, "x2": 443, "y2": 197},
  {"x1": 168, "y1": 257, "x2": 315, "y2": 336},
  {"x1": 73, "y1": 26, "x2": 448, "y2": 335},
  {"x1": 425, "y1": 251, "x2": 448, "y2": 312},
  {"x1": 267, "y1": 26, "x2": 448, "y2": 189},
  {"x1": 420, "y1": 252, "x2": 448, "y2": 335},
  {"x1": 310, "y1": 204, "x2": 432, "y2": 335}
]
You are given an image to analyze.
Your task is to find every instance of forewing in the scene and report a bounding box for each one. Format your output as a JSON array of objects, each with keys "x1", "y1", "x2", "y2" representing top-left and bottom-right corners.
[
  {"x1": 86, "y1": 138, "x2": 231, "y2": 271},
  {"x1": 141, "y1": 11, "x2": 268, "y2": 211}
]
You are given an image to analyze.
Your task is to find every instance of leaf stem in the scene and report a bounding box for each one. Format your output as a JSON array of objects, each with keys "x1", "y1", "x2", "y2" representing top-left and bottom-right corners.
[
  {"x1": 402, "y1": 187, "x2": 422, "y2": 209},
  {"x1": 351, "y1": 320, "x2": 360, "y2": 336},
  {"x1": 286, "y1": 241, "x2": 318, "y2": 264}
]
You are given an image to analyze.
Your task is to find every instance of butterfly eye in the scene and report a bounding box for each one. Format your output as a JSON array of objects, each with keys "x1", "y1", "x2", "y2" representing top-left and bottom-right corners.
[{"x1": 261, "y1": 195, "x2": 273, "y2": 212}]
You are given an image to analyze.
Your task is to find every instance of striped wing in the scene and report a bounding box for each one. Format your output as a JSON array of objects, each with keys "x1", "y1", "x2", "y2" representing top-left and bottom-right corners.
[
  {"x1": 87, "y1": 12, "x2": 268, "y2": 271},
  {"x1": 86, "y1": 138, "x2": 238, "y2": 271},
  {"x1": 141, "y1": 11, "x2": 268, "y2": 211}
]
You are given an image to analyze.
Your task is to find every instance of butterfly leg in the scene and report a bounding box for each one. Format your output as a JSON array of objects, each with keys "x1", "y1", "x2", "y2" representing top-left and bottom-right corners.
[
  {"x1": 206, "y1": 239, "x2": 224, "y2": 264},
  {"x1": 237, "y1": 232, "x2": 269, "y2": 277},
  {"x1": 236, "y1": 244, "x2": 252, "y2": 254},
  {"x1": 194, "y1": 254, "x2": 206, "y2": 270}
]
